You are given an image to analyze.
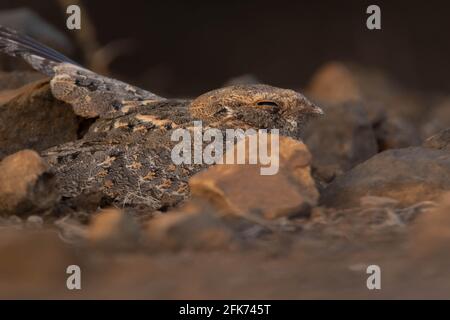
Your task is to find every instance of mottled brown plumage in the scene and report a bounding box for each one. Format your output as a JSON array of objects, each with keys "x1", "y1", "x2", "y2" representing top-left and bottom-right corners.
[{"x1": 0, "y1": 25, "x2": 324, "y2": 210}]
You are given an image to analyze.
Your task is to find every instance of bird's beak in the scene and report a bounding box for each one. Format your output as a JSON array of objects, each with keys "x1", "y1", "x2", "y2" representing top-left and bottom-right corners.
[
  {"x1": 296, "y1": 93, "x2": 324, "y2": 116},
  {"x1": 303, "y1": 99, "x2": 324, "y2": 116},
  {"x1": 309, "y1": 103, "x2": 324, "y2": 115}
]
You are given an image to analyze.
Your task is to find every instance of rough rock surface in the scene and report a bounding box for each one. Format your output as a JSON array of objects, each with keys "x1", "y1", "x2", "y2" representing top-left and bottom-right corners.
[
  {"x1": 423, "y1": 127, "x2": 450, "y2": 151},
  {"x1": 410, "y1": 192, "x2": 450, "y2": 259},
  {"x1": 189, "y1": 135, "x2": 319, "y2": 219},
  {"x1": 0, "y1": 79, "x2": 80, "y2": 159},
  {"x1": 321, "y1": 147, "x2": 450, "y2": 208},
  {"x1": 0, "y1": 149, "x2": 58, "y2": 216}
]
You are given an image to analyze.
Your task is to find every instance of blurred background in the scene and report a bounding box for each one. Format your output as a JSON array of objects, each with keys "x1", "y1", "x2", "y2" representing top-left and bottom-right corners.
[{"x1": 0, "y1": 0, "x2": 449, "y2": 98}]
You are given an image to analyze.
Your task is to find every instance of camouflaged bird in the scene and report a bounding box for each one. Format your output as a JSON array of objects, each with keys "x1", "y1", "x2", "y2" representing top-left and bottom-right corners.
[{"x1": 0, "y1": 25, "x2": 323, "y2": 209}]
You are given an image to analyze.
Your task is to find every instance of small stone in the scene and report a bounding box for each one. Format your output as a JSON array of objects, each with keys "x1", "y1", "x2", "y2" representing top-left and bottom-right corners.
[
  {"x1": 54, "y1": 216, "x2": 87, "y2": 244},
  {"x1": 145, "y1": 201, "x2": 234, "y2": 251},
  {"x1": 410, "y1": 193, "x2": 450, "y2": 259},
  {"x1": 0, "y1": 149, "x2": 59, "y2": 216},
  {"x1": 8, "y1": 215, "x2": 22, "y2": 225},
  {"x1": 25, "y1": 215, "x2": 43, "y2": 229},
  {"x1": 87, "y1": 208, "x2": 140, "y2": 249},
  {"x1": 423, "y1": 128, "x2": 450, "y2": 151}
]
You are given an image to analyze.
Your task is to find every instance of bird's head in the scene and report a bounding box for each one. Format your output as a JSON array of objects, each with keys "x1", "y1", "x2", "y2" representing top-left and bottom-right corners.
[{"x1": 189, "y1": 84, "x2": 323, "y2": 137}]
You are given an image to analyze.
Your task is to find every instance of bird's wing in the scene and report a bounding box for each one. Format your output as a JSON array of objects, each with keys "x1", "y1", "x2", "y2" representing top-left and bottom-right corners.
[{"x1": 0, "y1": 25, "x2": 166, "y2": 118}]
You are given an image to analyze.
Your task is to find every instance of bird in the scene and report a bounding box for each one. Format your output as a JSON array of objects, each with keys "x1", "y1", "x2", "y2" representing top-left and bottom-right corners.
[{"x1": 0, "y1": 25, "x2": 324, "y2": 210}]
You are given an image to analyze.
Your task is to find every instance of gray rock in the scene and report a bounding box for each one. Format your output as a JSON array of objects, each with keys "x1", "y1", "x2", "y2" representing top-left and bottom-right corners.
[
  {"x1": 321, "y1": 147, "x2": 450, "y2": 208},
  {"x1": 423, "y1": 128, "x2": 450, "y2": 151}
]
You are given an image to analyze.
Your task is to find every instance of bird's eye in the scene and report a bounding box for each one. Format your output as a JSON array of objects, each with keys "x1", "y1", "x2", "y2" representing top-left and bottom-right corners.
[
  {"x1": 256, "y1": 101, "x2": 279, "y2": 107},
  {"x1": 256, "y1": 101, "x2": 280, "y2": 113}
]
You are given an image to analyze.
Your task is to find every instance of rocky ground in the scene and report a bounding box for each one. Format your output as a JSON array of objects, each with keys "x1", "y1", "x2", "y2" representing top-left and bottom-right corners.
[{"x1": 1, "y1": 62, "x2": 450, "y2": 299}]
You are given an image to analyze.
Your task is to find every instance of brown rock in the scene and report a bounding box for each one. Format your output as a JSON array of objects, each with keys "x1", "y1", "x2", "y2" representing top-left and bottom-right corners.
[
  {"x1": 307, "y1": 62, "x2": 362, "y2": 104},
  {"x1": 303, "y1": 102, "x2": 378, "y2": 182},
  {"x1": 307, "y1": 62, "x2": 426, "y2": 150},
  {"x1": 145, "y1": 202, "x2": 234, "y2": 251},
  {"x1": 321, "y1": 147, "x2": 450, "y2": 208},
  {"x1": 373, "y1": 116, "x2": 421, "y2": 150},
  {"x1": 189, "y1": 135, "x2": 319, "y2": 219},
  {"x1": 87, "y1": 208, "x2": 140, "y2": 249},
  {"x1": 0, "y1": 79, "x2": 80, "y2": 159},
  {"x1": 307, "y1": 62, "x2": 428, "y2": 119},
  {"x1": 54, "y1": 216, "x2": 87, "y2": 244},
  {"x1": 25, "y1": 215, "x2": 44, "y2": 229},
  {"x1": 0, "y1": 150, "x2": 58, "y2": 216},
  {"x1": 423, "y1": 128, "x2": 450, "y2": 151},
  {"x1": 410, "y1": 193, "x2": 450, "y2": 259}
]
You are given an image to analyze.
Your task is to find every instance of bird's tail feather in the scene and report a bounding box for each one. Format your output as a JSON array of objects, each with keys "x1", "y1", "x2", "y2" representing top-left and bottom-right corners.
[{"x1": 0, "y1": 25, "x2": 78, "y2": 76}]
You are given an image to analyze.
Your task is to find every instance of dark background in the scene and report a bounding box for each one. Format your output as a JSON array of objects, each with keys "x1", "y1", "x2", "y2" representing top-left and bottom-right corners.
[{"x1": 1, "y1": 0, "x2": 449, "y2": 97}]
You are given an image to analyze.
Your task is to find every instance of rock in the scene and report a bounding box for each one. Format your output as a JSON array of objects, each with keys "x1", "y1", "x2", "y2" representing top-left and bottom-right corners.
[
  {"x1": 307, "y1": 62, "x2": 363, "y2": 104},
  {"x1": 373, "y1": 116, "x2": 421, "y2": 150},
  {"x1": 410, "y1": 193, "x2": 450, "y2": 259},
  {"x1": 54, "y1": 216, "x2": 87, "y2": 244},
  {"x1": 0, "y1": 80, "x2": 80, "y2": 159},
  {"x1": 423, "y1": 128, "x2": 450, "y2": 151},
  {"x1": 87, "y1": 208, "x2": 140, "y2": 249},
  {"x1": 307, "y1": 62, "x2": 427, "y2": 149},
  {"x1": 0, "y1": 150, "x2": 58, "y2": 216},
  {"x1": 307, "y1": 62, "x2": 426, "y2": 115},
  {"x1": 321, "y1": 147, "x2": 450, "y2": 208},
  {"x1": 304, "y1": 200, "x2": 435, "y2": 241},
  {"x1": 25, "y1": 215, "x2": 43, "y2": 229},
  {"x1": 145, "y1": 201, "x2": 234, "y2": 251},
  {"x1": 0, "y1": 215, "x2": 22, "y2": 229},
  {"x1": 303, "y1": 102, "x2": 378, "y2": 182},
  {"x1": 189, "y1": 135, "x2": 319, "y2": 219}
]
